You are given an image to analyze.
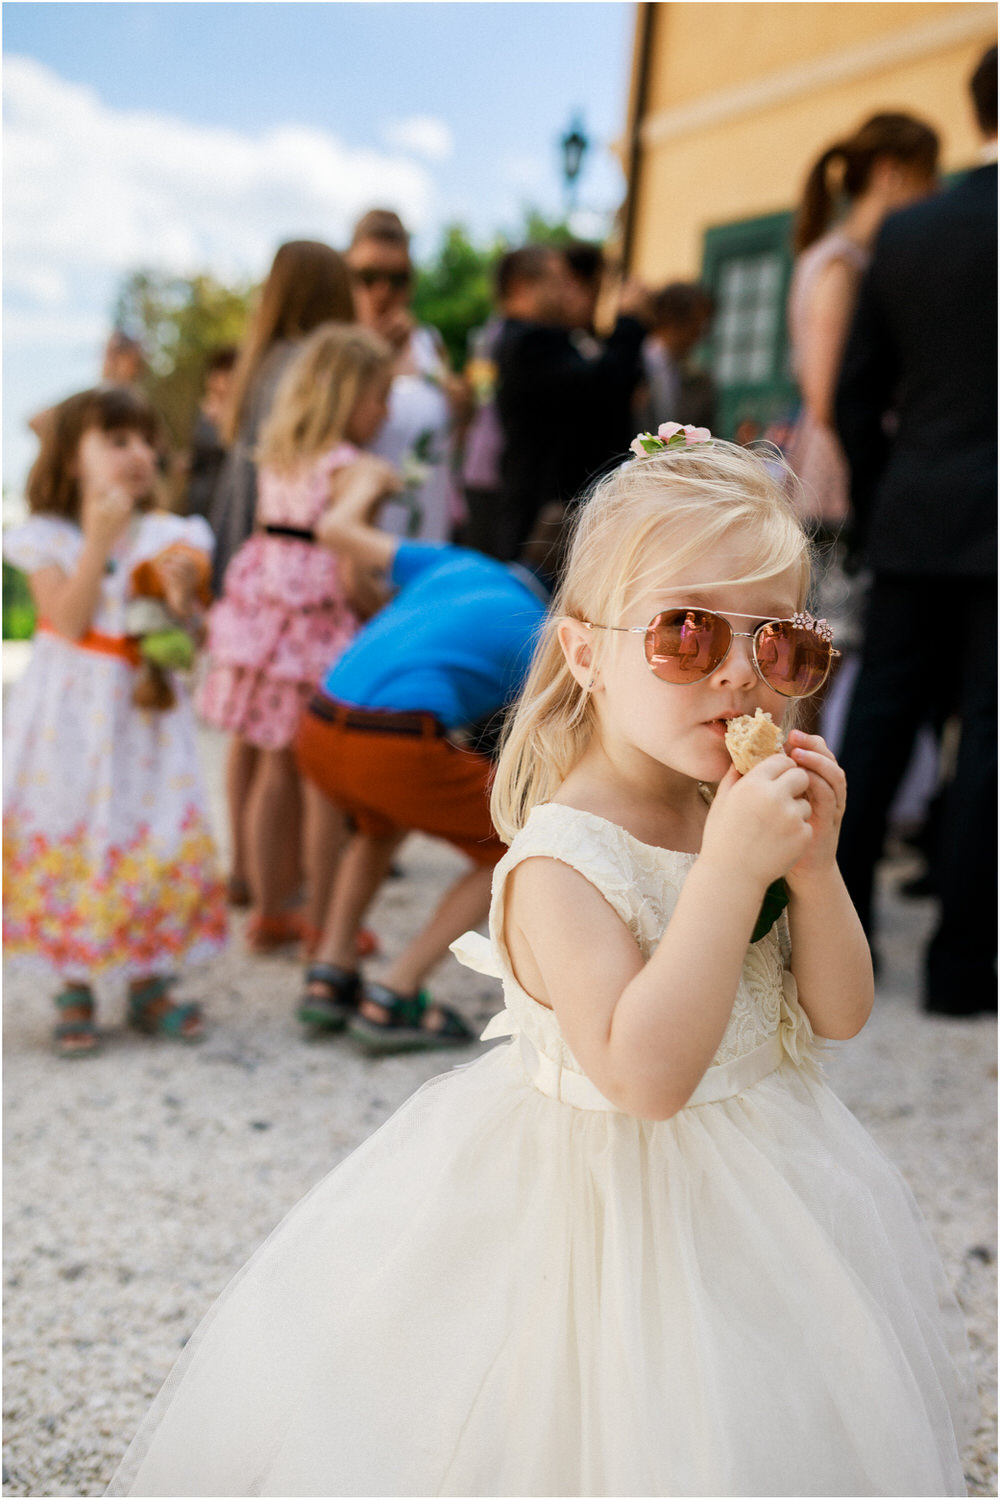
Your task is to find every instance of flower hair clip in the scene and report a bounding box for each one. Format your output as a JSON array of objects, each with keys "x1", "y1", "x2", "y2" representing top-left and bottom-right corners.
[
  {"x1": 791, "y1": 611, "x2": 834, "y2": 643},
  {"x1": 630, "y1": 422, "x2": 713, "y2": 458}
]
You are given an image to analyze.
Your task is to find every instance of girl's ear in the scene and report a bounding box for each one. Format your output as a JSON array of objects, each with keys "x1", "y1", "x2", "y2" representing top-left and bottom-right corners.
[{"x1": 557, "y1": 617, "x2": 595, "y2": 691}]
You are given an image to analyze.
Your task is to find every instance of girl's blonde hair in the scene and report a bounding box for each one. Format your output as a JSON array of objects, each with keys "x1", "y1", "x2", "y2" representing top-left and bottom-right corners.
[
  {"x1": 255, "y1": 322, "x2": 393, "y2": 471},
  {"x1": 491, "y1": 440, "x2": 814, "y2": 843}
]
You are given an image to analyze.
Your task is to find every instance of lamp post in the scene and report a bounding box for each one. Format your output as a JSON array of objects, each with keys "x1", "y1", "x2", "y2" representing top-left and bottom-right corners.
[{"x1": 560, "y1": 114, "x2": 589, "y2": 212}]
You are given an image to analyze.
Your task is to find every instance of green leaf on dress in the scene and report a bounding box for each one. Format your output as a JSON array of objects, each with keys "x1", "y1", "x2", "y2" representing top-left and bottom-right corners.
[{"x1": 751, "y1": 878, "x2": 789, "y2": 944}]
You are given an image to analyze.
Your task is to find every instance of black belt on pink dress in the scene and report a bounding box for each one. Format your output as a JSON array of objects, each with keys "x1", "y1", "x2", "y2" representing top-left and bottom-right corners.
[{"x1": 262, "y1": 523, "x2": 316, "y2": 543}]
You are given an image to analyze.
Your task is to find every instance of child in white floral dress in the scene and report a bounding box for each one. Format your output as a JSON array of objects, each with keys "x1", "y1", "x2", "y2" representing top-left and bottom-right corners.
[
  {"x1": 3, "y1": 386, "x2": 226, "y2": 1055},
  {"x1": 110, "y1": 430, "x2": 972, "y2": 1496}
]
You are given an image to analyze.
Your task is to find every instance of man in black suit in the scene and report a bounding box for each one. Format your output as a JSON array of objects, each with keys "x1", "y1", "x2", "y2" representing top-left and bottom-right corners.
[
  {"x1": 834, "y1": 44, "x2": 998, "y2": 1014},
  {"x1": 494, "y1": 246, "x2": 647, "y2": 577}
]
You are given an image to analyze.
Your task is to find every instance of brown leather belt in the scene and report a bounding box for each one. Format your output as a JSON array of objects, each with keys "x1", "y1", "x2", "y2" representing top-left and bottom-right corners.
[{"x1": 308, "y1": 692, "x2": 446, "y2": 739}]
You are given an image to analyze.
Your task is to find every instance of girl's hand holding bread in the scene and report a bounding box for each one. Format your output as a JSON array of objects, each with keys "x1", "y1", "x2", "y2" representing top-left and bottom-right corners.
[
  {"x1": 703, "y1": 754, "x2": 812, "y2": 897},
  {"x1": 782, "y1": 728, "x2": 847, "y2": 883}
]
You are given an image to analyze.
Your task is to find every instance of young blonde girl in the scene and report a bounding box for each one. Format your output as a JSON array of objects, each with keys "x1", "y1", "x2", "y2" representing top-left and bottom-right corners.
[
  {"x1": 110, "y1": 432, "x2": 972, "y2": 1497},
  {"x1": 197, "y1": 323, "x2": 397, "y2": 951},
  {"x1": 3, "y1": 386, "x2": 226, "y2": 1055}
]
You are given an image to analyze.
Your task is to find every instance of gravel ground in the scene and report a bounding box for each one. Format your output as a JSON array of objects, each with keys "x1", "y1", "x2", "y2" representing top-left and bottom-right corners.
[{"x1": 3, "y1": 715, "x2": 996, "y2": 1498}]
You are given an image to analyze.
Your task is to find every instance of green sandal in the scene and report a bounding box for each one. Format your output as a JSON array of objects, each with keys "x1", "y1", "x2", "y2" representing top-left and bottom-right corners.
[
  {"x1": 53, "y1": 985, "x2": 100, "y2": 1058},
  {"x1": 348, "y1": 981, "x2": 474, "y2": 1055},
  {"x1": 297, "y1": 963, "x2": 360, "y2": 1032},
  {"x1": 128, "y1": 976, "x2": 204, "y2": 1042}
]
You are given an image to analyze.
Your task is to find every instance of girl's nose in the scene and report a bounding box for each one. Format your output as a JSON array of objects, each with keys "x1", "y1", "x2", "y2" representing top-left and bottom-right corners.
[{"x1": 711, "y1": 633, "x2": 756, "y2": 690}]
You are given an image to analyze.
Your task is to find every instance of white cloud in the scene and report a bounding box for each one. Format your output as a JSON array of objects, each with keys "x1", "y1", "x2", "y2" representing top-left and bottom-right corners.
[
  {"x1": 497, "y1": 151, "x2": 549, "y2": 193},
  {"x1": 2, "y1": 54, "x2": 438, "y2": 287},
  {"x1": 1, "y1": 54, "x2": 446, "y2": 489},
  {"x1": 380, "y1": 115, "x2": 454, "y2": 163}
]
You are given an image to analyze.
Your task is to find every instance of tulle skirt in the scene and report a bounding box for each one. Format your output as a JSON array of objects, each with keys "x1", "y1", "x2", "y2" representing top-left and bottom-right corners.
[{"x1": 108, "y1": 1042, "x2": 973, "y2": 1497}]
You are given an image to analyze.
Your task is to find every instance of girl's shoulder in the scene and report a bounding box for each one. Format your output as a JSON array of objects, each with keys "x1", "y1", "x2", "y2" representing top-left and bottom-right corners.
[
  {"x1": 2, "y1": 513, "x2": 81, "y2": 574},
  {"x1": 315, "y1": 441, "x2": 360, "y2": 476},
  {"x1": 132, "y1": 510, "x2": 215, "y2": 562},
  {"x1": 499, "y1": 803, "x2": 695, "y2": 908},
  {"x1": 263, "y1": 443, "x2": 359, "y2": 484},
  {"x1": 794, "y1": 231, "x2": 870, "y2": 292}
]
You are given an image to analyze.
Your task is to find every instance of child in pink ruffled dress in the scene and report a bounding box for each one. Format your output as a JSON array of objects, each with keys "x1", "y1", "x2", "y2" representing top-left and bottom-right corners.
[{"x1": 197, "y1": 324, "x2": 398, "y2": 950}]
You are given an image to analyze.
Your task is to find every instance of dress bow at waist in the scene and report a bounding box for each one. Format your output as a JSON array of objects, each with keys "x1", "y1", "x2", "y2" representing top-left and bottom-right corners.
[{"x1": 450, "y1": 929, "x2": 788, "y2": 1114}]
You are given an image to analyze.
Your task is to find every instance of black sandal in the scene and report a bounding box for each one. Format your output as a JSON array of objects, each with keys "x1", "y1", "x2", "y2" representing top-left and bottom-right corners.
[
  {"x1": 297, "y1": 963, "x2": 360, "y2": 1031},
  {"x1": 127, "y1": 976, "x2": 204, "y2": 1042},
  {"x1": 53, "y1": 984, "x2": 100, "y2": 1058},
  {"x1": 348, "y1": 981, "x2": 474, "y2": 1054}
]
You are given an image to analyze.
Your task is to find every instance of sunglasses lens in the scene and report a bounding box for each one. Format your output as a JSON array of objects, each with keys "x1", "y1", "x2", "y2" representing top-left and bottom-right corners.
[
  {"x1": 354, "y1": 269, "x2": 410, "y2": 289},
  {"x1": 645, "y1": 609, "x2": 732, "y2": 683},
  {"x1": 755, "y1": 622, "x2": 831, "y2": 697}
]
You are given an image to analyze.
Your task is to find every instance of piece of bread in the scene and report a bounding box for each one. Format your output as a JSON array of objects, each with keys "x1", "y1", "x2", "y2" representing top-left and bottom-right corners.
[{"x1": 725, "y1": 708, "x2": 784, "y2": 774}]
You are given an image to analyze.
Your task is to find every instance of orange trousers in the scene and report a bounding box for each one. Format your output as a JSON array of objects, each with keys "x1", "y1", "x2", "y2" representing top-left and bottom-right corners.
[{"x1": 294, "y1": 702, "x2": 505, "y2": 867}]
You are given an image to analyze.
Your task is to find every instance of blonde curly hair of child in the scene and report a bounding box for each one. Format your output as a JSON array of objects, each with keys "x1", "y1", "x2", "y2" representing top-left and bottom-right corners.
[
  {"x1": 256, "y1": 322, "x2": 394, "y2": 472},
  {"x1": 491, "y1": 439, "x2": 814, "y2": 844}
]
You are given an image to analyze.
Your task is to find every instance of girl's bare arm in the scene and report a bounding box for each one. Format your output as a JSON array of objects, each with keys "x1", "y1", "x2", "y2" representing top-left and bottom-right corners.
[
  {"x1": 783, "y1": 730, "x2": 874, "y2": 1039},
  {"x1": 314, "y1": 456, "x2": 403, "y2": 575},
  {"x1": 29, "y1": 488, "x2": 134, "y2": 638},
  {"x1": 798, "y1": 258, "x2": 861, "y2": 426}
]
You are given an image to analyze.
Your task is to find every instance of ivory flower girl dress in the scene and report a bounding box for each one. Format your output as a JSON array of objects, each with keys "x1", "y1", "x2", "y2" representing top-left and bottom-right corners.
[{"x1": 110, "y1": 803, "x2": 973, "y2": 1497}]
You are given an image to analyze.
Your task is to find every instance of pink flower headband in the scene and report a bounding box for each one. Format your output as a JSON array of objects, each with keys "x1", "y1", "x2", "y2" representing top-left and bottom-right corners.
[{"x1": 630, "y1": 422, "x2": 713, "y2": 458}]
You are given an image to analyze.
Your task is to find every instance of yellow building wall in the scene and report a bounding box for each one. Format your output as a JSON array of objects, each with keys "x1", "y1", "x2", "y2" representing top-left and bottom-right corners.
[{"x1": 628, "y1": 2, "x2": 997, "y2": 280}]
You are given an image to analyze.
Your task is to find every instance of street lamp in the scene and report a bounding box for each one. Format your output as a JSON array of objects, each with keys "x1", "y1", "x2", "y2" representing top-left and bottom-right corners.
[{"x1": 560, "y1": 114, "x2": 589, "y2": 210}]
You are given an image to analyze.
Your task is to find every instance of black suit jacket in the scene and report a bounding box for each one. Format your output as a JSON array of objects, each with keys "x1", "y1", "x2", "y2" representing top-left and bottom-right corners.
[
  {"x1": 495, "y1": 315, "x2": 645, "y2": 560},
  {"x1": 835, "y1": 164, "x2": 997, "y2": 576}
]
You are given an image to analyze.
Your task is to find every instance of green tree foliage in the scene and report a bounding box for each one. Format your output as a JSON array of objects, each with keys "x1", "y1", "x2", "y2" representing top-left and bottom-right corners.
[
  {"x1": 519, "y1": 208, "x2": 574, "y2": 248},
  {"x1": 109, "y1": 209, "x2": 576, "y2": 436},
  {"x1": 113, "y1": 270, "x2": 253, "y2": 454},
  {"x1": 411, "y1": 224, "x2": 501, "y2": 371},
  {"x1": 2, "y1": 558, "x2": 35, "y2": 641},
  {"x1": 411, "y1": 209, "x2": 573, "y2": 370}
]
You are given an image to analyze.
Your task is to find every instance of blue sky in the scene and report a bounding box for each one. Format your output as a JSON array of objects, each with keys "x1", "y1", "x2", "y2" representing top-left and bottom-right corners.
[{"x1": 3, "y1": 1, "x2": 634, "y2": 490}]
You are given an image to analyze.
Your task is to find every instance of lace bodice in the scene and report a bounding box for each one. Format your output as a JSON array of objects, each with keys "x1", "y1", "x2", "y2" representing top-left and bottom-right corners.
[{"x1": 455, "y1": 802, "x2": 815, "y2": 1087}]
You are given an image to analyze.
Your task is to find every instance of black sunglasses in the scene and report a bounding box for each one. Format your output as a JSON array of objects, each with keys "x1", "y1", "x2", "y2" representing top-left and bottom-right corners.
[{"x1": 351, "y1": 268, "x2": 411, "y2": 290}]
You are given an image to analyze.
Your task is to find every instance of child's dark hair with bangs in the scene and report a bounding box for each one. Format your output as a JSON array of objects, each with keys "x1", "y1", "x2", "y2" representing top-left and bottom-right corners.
[{"x1": 26, "y1": 385, "x2": 163, "y2": 521}]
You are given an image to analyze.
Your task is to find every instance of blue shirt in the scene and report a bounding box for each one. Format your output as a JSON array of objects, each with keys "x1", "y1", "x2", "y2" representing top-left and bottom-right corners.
[{"x1": 322, "y1": 543, "x2": 547, "y2": 728}]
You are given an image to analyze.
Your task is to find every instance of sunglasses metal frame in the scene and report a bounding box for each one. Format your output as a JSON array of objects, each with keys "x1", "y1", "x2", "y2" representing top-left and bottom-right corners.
[{"x1": 581, "y1": 608, "x2": 840, "y2": 699}]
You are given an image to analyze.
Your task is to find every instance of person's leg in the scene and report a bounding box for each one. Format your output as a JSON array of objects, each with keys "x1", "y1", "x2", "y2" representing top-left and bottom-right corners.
[
  {"x1": 924, "y1": 578, "x2": 997, "y2": 1012},
  {"x1": 225, "y1": 736, "x2": 258, "y2": 900},
  {"x1": 360, "y1": 861, "x2": 494, "y2": 1029},
  {"x1": 835, "y1": 576, "x2": 930, "y2": 940},
  {"x1": 300, "y1": 780, "x2": 351, "y2": 944},
  {"x1": 246, "y1": 747, "x2": 303, "y2": 925},
  {"x1": 311, "y1": 829, "x2": 405, "y2": 973}
]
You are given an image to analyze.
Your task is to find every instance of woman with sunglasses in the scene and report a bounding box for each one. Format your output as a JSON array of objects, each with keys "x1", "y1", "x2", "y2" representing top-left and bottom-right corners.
[
  {"x1": 109, "y1": 431, "x2": 971, "y2": 1498},
  {"x1": 346, "y1": 209, "x2": 459, "y2": 542}
]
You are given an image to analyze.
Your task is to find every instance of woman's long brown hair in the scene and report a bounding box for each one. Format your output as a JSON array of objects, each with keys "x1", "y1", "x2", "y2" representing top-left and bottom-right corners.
[
  {"x1": 793, "y1": 113, "x2": 939, "y2": 254},
  {"x1": 221, "y1": 241, "x2": 355, "y2": 445}
]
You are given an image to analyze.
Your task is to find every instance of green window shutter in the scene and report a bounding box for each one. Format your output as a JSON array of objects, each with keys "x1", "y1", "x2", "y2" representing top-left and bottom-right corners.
[{"x1": 701, "y1": 211, "x2": 798, "y2": 442}]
